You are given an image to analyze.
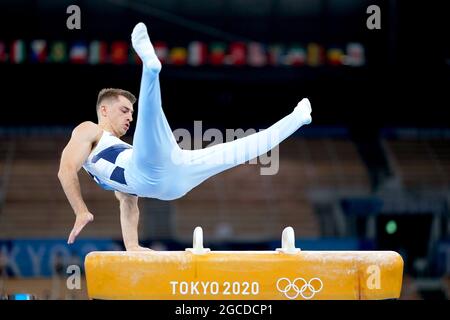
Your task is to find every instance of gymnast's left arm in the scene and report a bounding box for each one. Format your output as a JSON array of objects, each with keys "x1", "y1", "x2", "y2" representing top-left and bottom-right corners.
[{"x1": 115, "y1": 192, "x2": 152, "y2": 251}]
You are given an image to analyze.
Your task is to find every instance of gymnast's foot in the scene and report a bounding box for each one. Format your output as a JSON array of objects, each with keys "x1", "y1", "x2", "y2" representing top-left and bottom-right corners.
[
  {"x1": 294, "y1": 98, "x2": 312, "y2": 125},
  {"x1": 131, "y1": 22, "x2": 162, "y2": 72}
]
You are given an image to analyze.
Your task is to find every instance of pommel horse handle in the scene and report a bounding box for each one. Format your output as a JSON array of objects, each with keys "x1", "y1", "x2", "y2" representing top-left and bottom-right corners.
[
  {"x1": 185, "y1": 226, "x2": 300, "y2": 254},
  {"x1": 185, "y1": 226, "x2": 211, "y2": 254},
  {"x1": 276, "y1": 226, "x2": 301, "y2": 254}
]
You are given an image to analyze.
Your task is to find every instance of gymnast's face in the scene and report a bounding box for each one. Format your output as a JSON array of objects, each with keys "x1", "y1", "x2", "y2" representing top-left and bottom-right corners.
[{"x1": 100, "y1": 95, "x2": 134, "y2": 137}]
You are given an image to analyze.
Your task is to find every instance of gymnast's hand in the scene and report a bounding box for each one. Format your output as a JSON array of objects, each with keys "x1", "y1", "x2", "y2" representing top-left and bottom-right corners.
[{"x1": 67, "y1": 211, "x2": 94, "y2": 244}]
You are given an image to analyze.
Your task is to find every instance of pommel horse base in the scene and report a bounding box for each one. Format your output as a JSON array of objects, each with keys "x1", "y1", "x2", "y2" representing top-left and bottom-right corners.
[{"x1": 85, "y1": 227, "x2": 403, "y2": 300}]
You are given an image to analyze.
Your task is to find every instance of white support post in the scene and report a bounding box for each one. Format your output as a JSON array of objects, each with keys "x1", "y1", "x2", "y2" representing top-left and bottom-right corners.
[
  {"x1": 276, "y1": 226, "x2": 301, "y2": 254},
  {"x1": 186, "y1": 226, "x2": 210, "y2": 254}
]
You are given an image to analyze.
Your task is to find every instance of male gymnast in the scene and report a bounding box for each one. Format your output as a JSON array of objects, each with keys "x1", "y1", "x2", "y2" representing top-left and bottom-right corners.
[{"x1": 57, "y1": 22, "x2": 312, "y2": 250}]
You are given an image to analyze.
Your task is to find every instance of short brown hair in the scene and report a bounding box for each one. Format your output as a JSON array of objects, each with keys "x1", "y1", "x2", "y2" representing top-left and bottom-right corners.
[{"x1": 96, "y1": 88, "x2": 137, "y2": 113}]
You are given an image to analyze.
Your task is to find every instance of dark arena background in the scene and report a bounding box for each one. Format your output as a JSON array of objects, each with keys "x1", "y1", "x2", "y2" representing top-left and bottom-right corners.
[{"x1": 0, "y1": 0, "x2": 449, "y2": 301}]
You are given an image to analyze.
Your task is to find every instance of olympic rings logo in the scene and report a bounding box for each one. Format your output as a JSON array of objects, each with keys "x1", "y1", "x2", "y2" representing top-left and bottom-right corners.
[{"x1": 276, "y1": 277, "x2": 323, "y2": 300}]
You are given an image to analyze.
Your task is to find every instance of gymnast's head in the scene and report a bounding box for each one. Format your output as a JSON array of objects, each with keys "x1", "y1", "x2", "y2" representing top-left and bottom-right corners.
[{"x1": 96, "y1": 88, "x2": 136, "y2": 137}]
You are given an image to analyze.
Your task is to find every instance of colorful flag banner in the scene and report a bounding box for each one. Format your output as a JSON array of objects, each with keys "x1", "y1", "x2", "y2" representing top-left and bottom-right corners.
[
  {"x1": 345, "y1": 42, "x2": 365, "y2": 66},
  {"x1": 268, "y1": 44, "x2": 284, "y2": 66},
  {"x1": 188, "y1": 41, "x2": 208, "y2": 66},
  {"x1": 0, "y1": 41, "x2": 8, "y2": 62},
  {"x1": 247, "y1": 42, "x2": 267, "y2": 67},
  {"x1": 30, "y1": 40, "x2": 47, "y2": 63},
  {"x1": 69, "y1": 42, "x2": 88, "y2": 64},
  {"x1": 169, "y1": 47, "x2": 187, "y2": 65},
  {"x1": 49, "y1": 41, "x2": 67, "y2": 63},
  {"x1": 327, "y1": 47, "x2": 344, "y2": 66},
  {"x1": 306, "y1": 43, "x2": 324, "y2": 67},
  {"x1": 111, "y1": 41, "x2": 128, "y2": 65},
  {"x1": 11, "y1": 40, "x2": 26, "y2": 64},
  {"x1": 285, "y1": 44, "x2": 306, "y2": 66},
  {"x1": 0, "y1": 38, "x2": 365, "y2": 67},
  {"x1": 89, "y1": 41, "x2": 108, "y2": 64},
  {"x1": 210, "y1": 42, "x2": 226, "y2": 65},
  {"x1": 228, "y1": 42, "x2": 246, "y2": 66}
]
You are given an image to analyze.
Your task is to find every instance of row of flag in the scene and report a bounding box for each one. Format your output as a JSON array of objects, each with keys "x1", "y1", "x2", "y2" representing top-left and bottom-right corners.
[{"x1": 0, "y1": 40, "x2": 365, "y2": 67}]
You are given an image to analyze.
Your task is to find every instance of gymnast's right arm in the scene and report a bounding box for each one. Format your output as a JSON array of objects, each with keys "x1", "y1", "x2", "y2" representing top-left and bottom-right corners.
[{"x1": 58, "y1": 121, "x2": 100, "y2": 244}]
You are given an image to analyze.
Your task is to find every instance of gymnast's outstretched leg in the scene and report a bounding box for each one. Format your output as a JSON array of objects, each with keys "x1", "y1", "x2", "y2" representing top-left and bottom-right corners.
[
  {"x1": 130, "y1": 23, "x2": 180, "y2": 170},
  {"x1": 178, "y1": 98, "x2": 312, "y2": 191}
]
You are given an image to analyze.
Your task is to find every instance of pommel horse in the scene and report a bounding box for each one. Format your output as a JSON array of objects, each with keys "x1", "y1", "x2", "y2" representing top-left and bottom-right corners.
[{"x1": 85, "y1": 227, "x2": 403, "y2": 300}]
